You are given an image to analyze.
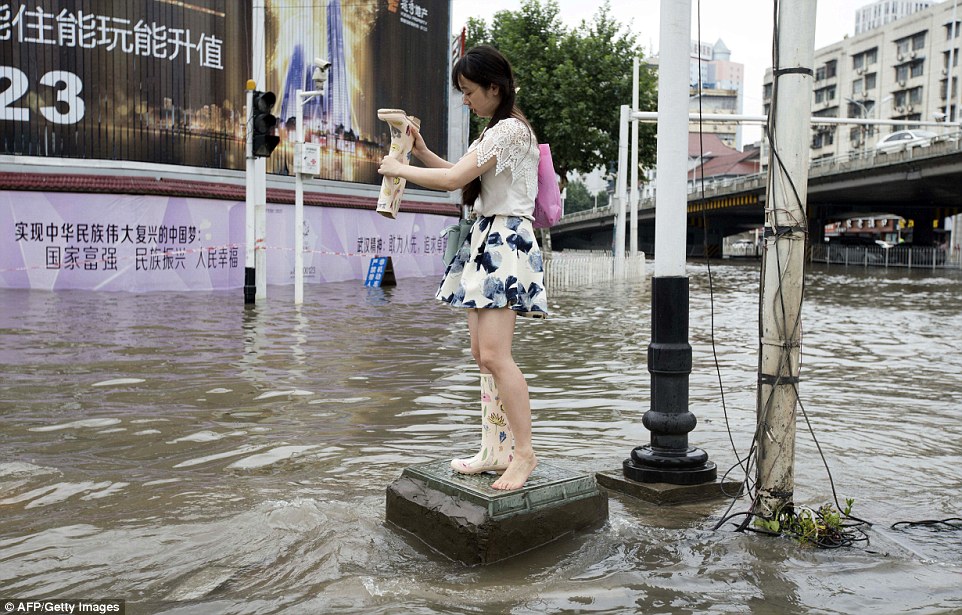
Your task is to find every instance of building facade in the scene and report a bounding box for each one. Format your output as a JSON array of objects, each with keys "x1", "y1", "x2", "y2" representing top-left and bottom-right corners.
[
  {"x1": 855, "y1": 0, "x2": 935, "y2": 35},
  {"x1": 763, "y1": 0, "x2": 961, "y2": 160},
  {"x1": 690, "y1": 39, "x2": 745, "y2": 149}
]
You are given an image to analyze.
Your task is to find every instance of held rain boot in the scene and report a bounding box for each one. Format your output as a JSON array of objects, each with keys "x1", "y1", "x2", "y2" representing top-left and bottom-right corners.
[
  {"x1": 375, "y1": 108, "x2": 421, "y2": 219},
  {"x1": 451, "y1": 373, "x2": 515, "y2": 474}
]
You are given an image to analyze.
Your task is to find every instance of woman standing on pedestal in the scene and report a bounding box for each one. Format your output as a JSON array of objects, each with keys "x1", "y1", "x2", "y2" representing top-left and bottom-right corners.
[{"x1": 378, "y1": 45, "x2": 547, "y2": 491}]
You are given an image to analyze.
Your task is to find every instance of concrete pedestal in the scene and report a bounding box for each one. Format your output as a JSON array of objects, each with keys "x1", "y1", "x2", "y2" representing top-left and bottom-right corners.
[
  {"x1": 386, "y1": 460, "x2": 608, "y2": 565},
  {"x1": 596, "y1": 469, "x2": 742, "y2": 505}
]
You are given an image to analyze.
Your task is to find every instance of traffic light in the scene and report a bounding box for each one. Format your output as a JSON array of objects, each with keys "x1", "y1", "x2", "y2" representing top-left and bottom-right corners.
[{"x1": 251, "y1": 90, "x2": 279, "y2": 157}]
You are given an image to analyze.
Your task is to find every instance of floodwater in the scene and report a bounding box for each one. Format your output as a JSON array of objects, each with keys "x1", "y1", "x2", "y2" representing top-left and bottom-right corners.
[{"x1": 1, "y1": 261, "x2": 961, "y2": 614}]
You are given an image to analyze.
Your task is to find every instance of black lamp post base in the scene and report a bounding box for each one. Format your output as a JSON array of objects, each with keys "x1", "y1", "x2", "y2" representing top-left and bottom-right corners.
[
  {"x1": 629, "y1": 276, "x2": 718, "y2": 487},
  {"x1": 623, "y1": 445, "x2": 717, "y2": 485}
]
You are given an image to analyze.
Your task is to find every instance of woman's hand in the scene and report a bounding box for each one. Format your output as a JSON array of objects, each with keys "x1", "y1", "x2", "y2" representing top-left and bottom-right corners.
[
  {"x1": 411, "y1": 126, "x2": 429, "y2": 159},
  {"x1": 378, "y1": 155, "x2": 404, "y2": 177}
]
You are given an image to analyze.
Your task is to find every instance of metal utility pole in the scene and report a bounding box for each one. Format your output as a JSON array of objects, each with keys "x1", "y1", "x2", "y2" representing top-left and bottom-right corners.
[
  {"x1": 294, "y1": 91, "x2": 307, "y2": 305},
  {"x1": 630, "y1": 57, "x2": 640, "y2": 258},
  {"x1": 253, "y1": 0, "x2": 267, "y2": 300},
  {"x1": 245, "y1": 81, "x2": 256, "y2": 304},
  {"x1": 948, "y1": 0, "x2": 958, "y2": 121},
  {"x1": 622, "y1": 0, "x2": 715, "y2": 486},
  {"x1": 753, "y1": 0, "x2": 818, "y2": 519},
  {"x1": 293, "y1": 62, "x2": 329, "y2": 305},
  {"x1": 613, "y1": 105, "x2": 629, "y2": 277},
  {"x1": 953, "y1": 0, "x2": 962, "y2": 122}
]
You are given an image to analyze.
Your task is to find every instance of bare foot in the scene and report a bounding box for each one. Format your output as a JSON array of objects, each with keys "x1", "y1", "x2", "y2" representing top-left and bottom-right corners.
[{"x1": 490, "y1": 452, "x2": 537, "y2": 490}]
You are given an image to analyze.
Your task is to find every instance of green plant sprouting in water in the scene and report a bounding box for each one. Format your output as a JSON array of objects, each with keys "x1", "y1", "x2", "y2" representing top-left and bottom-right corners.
[{"x1": 755, "y1": 498, "x2": 857, "y2": 548}]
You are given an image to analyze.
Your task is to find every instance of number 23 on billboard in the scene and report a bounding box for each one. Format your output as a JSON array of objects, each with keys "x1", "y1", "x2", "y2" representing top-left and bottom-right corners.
[{"x1": 1, "y1": 66, "x2": 85, "y2": 124}]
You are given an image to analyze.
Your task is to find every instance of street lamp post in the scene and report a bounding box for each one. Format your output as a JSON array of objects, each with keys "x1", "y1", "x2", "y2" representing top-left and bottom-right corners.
[
  {"x1": 843, "y1": 95, "x2": 896, "y2": 154},
  {"x1": 844, "y1": 97, "x2": 871, "y2": 153},
  {"x1": 293, "y1": 60, "x2": 330, "y2": 305},
  {"x1": 621, "y1": 0, "x2": 717, "y2": 487},
  {"x1": 876, "y1": 94, "x2": 894, "y2": 127},
  {"x1": 956, "y1": 0, "x2": 962, "y2": 123}
]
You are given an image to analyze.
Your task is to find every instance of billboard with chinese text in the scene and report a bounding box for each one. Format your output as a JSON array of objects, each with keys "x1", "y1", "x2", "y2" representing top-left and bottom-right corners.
[
  {"x1": 1, "y1": 190, "x2": 452, "y2": 290},
  {"x1": 0, "y1": 0, "x2": 249, "y2": 169},
  {"x1": 0, "y1": 0, "x2": 452, "y2": 183}
]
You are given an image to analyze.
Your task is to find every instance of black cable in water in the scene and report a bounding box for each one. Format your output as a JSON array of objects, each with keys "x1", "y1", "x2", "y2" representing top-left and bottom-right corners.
[
  {"x1": 891, "y1": 517, "x2": 962, "y2": 530},
  {"x1": 692, "y1": 0, "x2": 757, "y2": 533},
  {"x1": 694, "y1": 0, "x2": 750, "y2": 484}
]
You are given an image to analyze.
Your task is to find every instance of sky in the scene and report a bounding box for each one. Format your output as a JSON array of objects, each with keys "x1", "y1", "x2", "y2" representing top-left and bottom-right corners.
[{"x1": 450, "y1": 0, "x2": 871, "y2": 144}]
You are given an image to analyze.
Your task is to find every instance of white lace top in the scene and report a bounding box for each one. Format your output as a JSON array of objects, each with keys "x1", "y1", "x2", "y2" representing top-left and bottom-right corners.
[{"x1": 467, "y1": 117, "x2": 539, "y2": 218}]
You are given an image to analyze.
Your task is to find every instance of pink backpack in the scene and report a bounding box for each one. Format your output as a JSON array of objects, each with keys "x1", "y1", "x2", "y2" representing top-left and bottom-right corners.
[{"x1": 533, "y1": 143, "x2": 562, "y2": 229}]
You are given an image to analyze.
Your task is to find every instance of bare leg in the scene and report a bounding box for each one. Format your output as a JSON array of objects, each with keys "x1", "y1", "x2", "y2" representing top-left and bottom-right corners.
[
  {"x1": 474, "y1": 308, "x2": 537, "y2": 490},
  {"x1": 467, "y1": 309, "x2": 482, "y2": 370}
]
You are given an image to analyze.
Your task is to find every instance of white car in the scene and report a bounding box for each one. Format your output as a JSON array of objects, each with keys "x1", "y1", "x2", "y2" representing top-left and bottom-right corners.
[{"x1": 875, "y1": 129, "x2": 938, "y2": 153}]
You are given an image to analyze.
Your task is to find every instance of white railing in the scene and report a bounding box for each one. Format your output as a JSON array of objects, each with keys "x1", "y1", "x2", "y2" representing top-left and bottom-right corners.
[
  {"x1": 687, "y1": 172, "x2": 766, "y2": 197},
  {"x1": 544, "y1": 251, "x2": 646, "y2": 288},
  {"x1": 725, "y1": 243, "x2": 761, "y2": 258},
  {"x1": 810, "y1": 129, "x2": 962, "y2": 171},
  {"x1": 809, "y1": 244, "x2": 958, "y2": 269}
]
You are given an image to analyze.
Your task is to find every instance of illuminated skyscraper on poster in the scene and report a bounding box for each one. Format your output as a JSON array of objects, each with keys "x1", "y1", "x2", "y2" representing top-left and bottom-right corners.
[
  {"x1": 323, "y1": 0, "x2": 353, "y2": 137},
  {"x1": 265, "y1": 0, "x2": 449, "y2": 185}
]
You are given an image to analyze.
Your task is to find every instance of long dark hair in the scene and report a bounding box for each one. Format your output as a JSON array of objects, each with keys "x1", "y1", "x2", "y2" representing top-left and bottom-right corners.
[{"x1": 452, "y1": 45, "x2": 533, "y2": 207}]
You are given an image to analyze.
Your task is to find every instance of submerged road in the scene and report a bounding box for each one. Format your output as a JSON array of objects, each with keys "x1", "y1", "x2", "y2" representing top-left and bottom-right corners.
[{"x1": 1, "y1": 261, "x2": 960, "y2": 612}]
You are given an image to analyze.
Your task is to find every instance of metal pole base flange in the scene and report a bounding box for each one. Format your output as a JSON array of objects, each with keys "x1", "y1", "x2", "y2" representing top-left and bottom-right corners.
[{"x1": 623, "y1": 445, "x2": 717, "y2": 485}]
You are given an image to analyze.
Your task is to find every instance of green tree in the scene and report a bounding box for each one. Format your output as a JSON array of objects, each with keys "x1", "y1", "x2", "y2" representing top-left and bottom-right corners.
[
  {"x1": 463, "y1": 0, "x2": 656, "y2": 189},
  {"x1": 594, "y1": 188, "x2": 610, "y2": 209},
  {"x1": 563, "y1": 178, "x2": 592, "y2": 213}
]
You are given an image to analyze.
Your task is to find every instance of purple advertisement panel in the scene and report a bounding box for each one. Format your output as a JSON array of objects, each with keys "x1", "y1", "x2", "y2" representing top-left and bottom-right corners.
[
  {"x1": 1, "y1": 191, "x2": 453, "y2": 291},
  {"x1": 265, "y1": 205, "x2": 452, "y2": 284},
  {"x1": 1, "y1": 191, "x2": 245, "y2": 291}
]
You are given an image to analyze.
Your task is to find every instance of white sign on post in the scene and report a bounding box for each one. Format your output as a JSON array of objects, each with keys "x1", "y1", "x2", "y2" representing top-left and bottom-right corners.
[{"x1": 301, "y1": 142, "x2": 321, "y2": 176}]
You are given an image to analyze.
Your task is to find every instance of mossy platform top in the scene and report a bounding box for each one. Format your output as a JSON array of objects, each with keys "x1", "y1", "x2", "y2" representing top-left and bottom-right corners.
[{"x1": 401, "y1": 459, "x2": 601, "y2": 519}]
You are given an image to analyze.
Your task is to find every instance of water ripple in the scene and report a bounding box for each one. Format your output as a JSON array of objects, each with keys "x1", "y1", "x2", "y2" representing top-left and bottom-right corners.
[{"x1": 1, "y1": 265, "x2": 961, "y2": 612}]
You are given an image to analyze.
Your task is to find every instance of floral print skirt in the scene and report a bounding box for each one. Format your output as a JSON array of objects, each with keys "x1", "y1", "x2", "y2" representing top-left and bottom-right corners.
[{"x1": 436, "y1": 215, "x2": 548, "y2": 318}]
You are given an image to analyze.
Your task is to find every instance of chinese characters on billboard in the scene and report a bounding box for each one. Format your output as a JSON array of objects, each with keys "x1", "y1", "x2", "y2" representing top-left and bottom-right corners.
[
  {"x1": 0, "y1": 1, "x2": 454, "y2": 291},
  {"x1": 0, "y1": 0, "x2": 249, "y2": 168},
  {"x1": 0, "y1": 0, "x2": 451, "y2": 178},
  {"x1": 1, "y1": 191, "x2": 449, "y2": 290}
]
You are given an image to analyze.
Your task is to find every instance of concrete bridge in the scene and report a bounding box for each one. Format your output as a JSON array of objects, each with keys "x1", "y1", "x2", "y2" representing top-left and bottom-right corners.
[{"x1": 551, "y1": 133, "x2": 962, "y2": 256}]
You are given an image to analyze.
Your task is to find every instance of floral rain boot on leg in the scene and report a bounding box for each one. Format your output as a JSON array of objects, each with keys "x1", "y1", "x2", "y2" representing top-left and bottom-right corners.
[
  {"x1": 375, "y1": 108, "x2": 421, "y2": 219},
  {"x1": 451, "y1": 374, "x2": 515, "y2": 474}
]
